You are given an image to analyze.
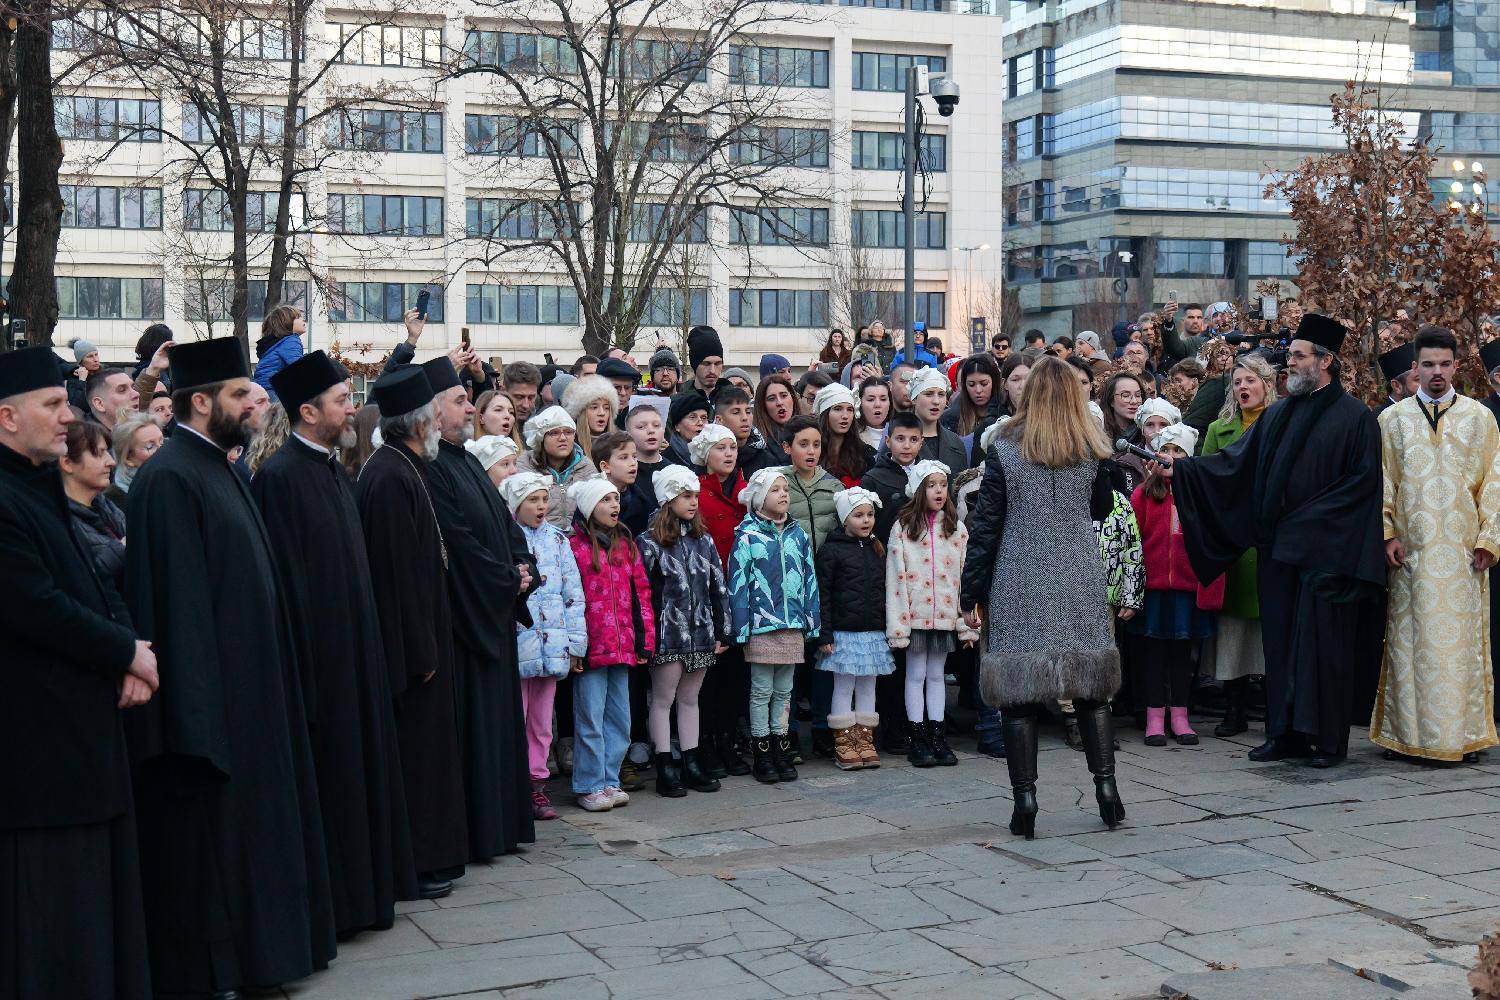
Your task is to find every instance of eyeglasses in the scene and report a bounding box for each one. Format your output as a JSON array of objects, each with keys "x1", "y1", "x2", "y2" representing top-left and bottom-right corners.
[{"x1": 1113, "y1": 391, "x2": 1144, "y2": 402}]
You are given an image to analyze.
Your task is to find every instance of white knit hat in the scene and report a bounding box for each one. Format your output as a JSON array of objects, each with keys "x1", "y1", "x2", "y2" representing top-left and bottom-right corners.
[
  {"x1": 834, "y1": 486, "x2": 882, "y2": 524},
  {"x1": 523, "y1": 405, "x2": 576, "y2": 449},
  {"x1": 464, "y1": 434, "x2": 518, "y2": 471},
  {"x1": 904, "y1": 367, "x2": 949, "y2": 400},
  {"x1": 813, "y1": 382, "x2": 857, "y2": 416},
  {"x1": 567, "y1": 476, "x2": 620, "y2": 522},
  {"x1": 904, "y1": 459, "x2": 950, "y2": 498},
  {"x1": 500, "y1": 471, "x2": 551, "y2": 513},
  {"x1": 1135, "y1": 397, "x2": 1181, "y2": 429},
  {"x1": 737, "y1": 466, "x2": 788, "y2": 513},
  {"x1": 1152, "y1": 423, "x2": 1198, "y2": 455},
  {"x1": 688, "y1": 422, "x2": 735, "y2": 467},
  {"x1": 561, "y1": 374, "x2": 619, "y2": 425},
  {"x1": 653, "y1": 464, "x2": 700, "y2": 505},
  {"x1": 978, "y1": 415, "x2": 1011, "y2": 456}
]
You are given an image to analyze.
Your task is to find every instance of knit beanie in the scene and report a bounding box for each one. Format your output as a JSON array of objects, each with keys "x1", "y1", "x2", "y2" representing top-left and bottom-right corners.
[
  {"x1": 649, "y1": 347, "x2": 681, "y2": 374},
  {"x1": 813, "y1": 382, "x2": 856, "y2": 416},
  {"x1": 668, "y1": 392, "x2": 711, "y2": 431},
  {"x1": 71, "y1": 338, "x2": 98, "y2": 363},
  {"x1": 568, "y1": 477, "x2": 619, "y2": 523},
  {"x1": 687, "y1": 326, "x2": 723, "y2": 369}
]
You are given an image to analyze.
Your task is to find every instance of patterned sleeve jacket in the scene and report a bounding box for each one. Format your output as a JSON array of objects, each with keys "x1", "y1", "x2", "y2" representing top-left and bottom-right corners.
[{"x1": 637, "y1": 526, "x2": 730, "y2": 657}]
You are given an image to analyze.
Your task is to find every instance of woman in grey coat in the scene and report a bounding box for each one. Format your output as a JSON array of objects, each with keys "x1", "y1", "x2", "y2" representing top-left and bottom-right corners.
[{"x1": 960, "y1": 358, "x2": 1125, "y2": 839}]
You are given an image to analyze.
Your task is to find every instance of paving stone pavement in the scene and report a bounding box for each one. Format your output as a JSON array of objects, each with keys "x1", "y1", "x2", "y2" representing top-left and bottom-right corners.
[{"x1": 282, "y1": 722, "x2": 1500, "y2": 1000}]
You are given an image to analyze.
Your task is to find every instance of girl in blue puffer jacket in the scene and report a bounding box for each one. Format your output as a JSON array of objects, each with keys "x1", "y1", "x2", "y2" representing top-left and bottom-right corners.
[{"x1": 503, "y1": 471, "x2": 587, "y2": 820}]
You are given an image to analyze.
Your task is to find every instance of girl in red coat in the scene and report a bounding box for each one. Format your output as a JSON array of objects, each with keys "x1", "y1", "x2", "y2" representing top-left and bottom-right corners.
[
  {"x1": 1128, "y1": 423, "x2": 1222, "y2": 748},
  {"x1": 567, "y1": 478, "x2": 656, "y2": 812}
]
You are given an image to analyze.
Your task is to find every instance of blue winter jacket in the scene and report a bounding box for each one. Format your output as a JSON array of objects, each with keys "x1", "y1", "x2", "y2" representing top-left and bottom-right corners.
[
  {"x1": 516, "y1": 520, "x2": 589, "y2": 678},
  {"x1": 889, "y1": 344, "x2": 939, "y2": 370},
  {"x1": 727, "y1": 511, "x2": 820, "y2": 643},
  {"x1": 254, "y1": 334, "x2": 304, "y2": 400}
]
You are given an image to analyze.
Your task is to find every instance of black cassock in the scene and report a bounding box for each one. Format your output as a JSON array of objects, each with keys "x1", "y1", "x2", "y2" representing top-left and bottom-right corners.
[
  {"x1": 251, "y1": 436, "x2": 419, "y2": 931},
  {"x1": 354, "y1": 442, "x2": 469, "y2": 874},
  {"x1": 429, "y1": 439, "x2": 539, "y2": 859},
  {"x1": 0, "y1": 443, "x2": 151, "y2": 1000},
  {"x1": 1174, "y1": 382, "x2": 1385, "y2": 757},
  {"x1": 123, "y1": 428, "x2": 336, "y2": 993}
]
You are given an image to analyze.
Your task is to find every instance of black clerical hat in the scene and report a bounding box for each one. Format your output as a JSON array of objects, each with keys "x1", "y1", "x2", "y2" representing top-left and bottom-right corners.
[
  {"x1": 169, "y1": 337, "x2": 249, "y2": 391},
  {"x1": 271, "y1": 350, "x2": 348, "y2": 413},
  {"x1": 420, "y1": 357, "x2": 461, "y2": 394},
  {"x1": 1482, "y1": 339, "x2": 1500, "y2": 376},
  {"x1": 0, "y1": 345, "x2": 64, "y2": 398},
  {"x1": 372, "y1": 366, "x2": 433, "y2": 418},
  {"x1": 1292, "y1": 314, "x2": 1348, "y2": 354},
  {"x1": 1378, "y1": 343, "x2": 1415, "y2": 383}
]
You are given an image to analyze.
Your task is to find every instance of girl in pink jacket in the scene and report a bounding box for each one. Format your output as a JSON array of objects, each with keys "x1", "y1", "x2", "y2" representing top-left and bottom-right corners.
[{"x1": 567, "y1": 478, "x2": 656, "y2": 813}]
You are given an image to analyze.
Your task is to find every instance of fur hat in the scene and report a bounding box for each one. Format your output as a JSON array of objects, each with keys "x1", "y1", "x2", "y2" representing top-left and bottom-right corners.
[
  {"x1": 522, "y1": 405, "x2": 576, "y2": 449},
  {"x1": 561, "y1": 374, "x2": 619, "y2": 426},
  {"x1": 567, "y1": 477, "x2": 620, "y2": 523},
  {"x1": 688, "y1": 422, "x2": 735, "y2": 466},
  {"x1": 652, "y1": 464, "x2": 701, "y2": 505},
  {"x1": 978, "y1": 415, "x2": 1011, "y2": 455}
]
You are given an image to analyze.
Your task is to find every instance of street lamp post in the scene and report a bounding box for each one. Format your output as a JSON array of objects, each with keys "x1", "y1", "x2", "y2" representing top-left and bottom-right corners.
[
  {"x1": 902, "y1": 65, "x2": 959, "y2": 366},
  {"x1": 960, "y1": 243, "x2": 990, "y2": 350}
]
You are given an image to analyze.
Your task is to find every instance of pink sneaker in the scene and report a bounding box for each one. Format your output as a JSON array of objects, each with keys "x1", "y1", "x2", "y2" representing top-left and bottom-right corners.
[
  {"x1": 576, "y1": 790, "x2": 614, "y2": 812},
  {"x1": 605, "y1": 786, "x2": 630, "y2": 807},
  {"x1": 531, "y1": 782, "x2": 557, "y2": 820}
]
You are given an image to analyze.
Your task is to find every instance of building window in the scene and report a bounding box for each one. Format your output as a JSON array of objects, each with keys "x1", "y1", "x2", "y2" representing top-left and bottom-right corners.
[
  {"x1": 608, "y1": 121, "x2": 706, "y2": 162},
  {"x1": 622, "y1": 203, "x2": 706, "y2": 243},
  {"x1": 61, "y1": 184, "x2": 162, "y2": 229},
  {"x1": 852, "y1": 209, "x2": 945, "y2": 249},
  {"x1": 851, "y1": 52, "x2": 947, "y2": 92},
  {"x1": 465, "y1": 198, "x2": 575, "y2": 239},
  {"x1": 328, "y1": 193, "x2": 443, "y2": 236},
  {"x1": 54, "y1": 97, "x2": 160, "y2": 141},
  {"x1": 463, "y1": 114, "x2": 579, "y2": 157},
  {"x1": 729, "y1": 206, "x2": 829, "y2": 246},
  {"x1": 852, "y1": 290, "x2": 945, "y2": 328},
  {"x1": 328, "y1": 109, "x2": 443, "y2": 152},
  {"x1": 465, "y1": 283, "x2": 579, "y2": 325},
  {"x1": 461, "y1": 29, "x2": 580, "y2": 74},
  {"x1": 328, "y1": 23, "x2": 443, "y2": 66},
  {"x1": 184, "y1": 279, "x2": 309, "y2": 321},
  {"x1": 56, "y1": 276, "x2": 164, "y2": 319},
  {"x1": 1004, "y1": 245, "x2": 1040, "y2": 285},
  {"x1": 729, "y1": 125, "x2": 829, "y2": 167},
  {"x1": 613, "y1": 39, "x2": 709, "y2": 82},
  {"x1": 330, "y1": 281, "x2": 446, "y2": 322},
  {"x1": 183, "y1": 189, "x2": 297, "y2": 232},
  {"x1": 729, "y1": 288, "x2": 829, "y2": 328},
  {"x1": 851, "y1": 131, "x2": 946, "y2": 171},
  {"x1": 1248, "y1": 240, "x2": 1297, "y2": 277},
  {"x1": 635, "y1": 288, "x2": 708, "y2": 326},
  {"x1": 1157, "y1": 239, "x2": 1229, "y2": 277},
  {"x1": 729, "y1": 46, "x2": 830, "y2": 87},
  {"x1": 182, "y1": 103, "x2": 305, "y2": 146}
]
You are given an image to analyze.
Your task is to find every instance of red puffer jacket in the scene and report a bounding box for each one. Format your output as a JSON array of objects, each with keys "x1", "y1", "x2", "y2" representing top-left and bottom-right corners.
[
  {"x1": 699, "y1": 470, "x2": 747, "y2": 569},
  {"x1": 1130, "y1": 485, "x2": 1224, "y2": 609},
  {"x1": 569, "y1": 531, "x2": 657, "y2": 668}
]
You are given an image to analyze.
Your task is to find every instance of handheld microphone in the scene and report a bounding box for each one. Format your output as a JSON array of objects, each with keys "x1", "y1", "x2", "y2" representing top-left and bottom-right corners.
[{"x1": 1114, "y1": 438, "x2": 1169, "y2": 466}]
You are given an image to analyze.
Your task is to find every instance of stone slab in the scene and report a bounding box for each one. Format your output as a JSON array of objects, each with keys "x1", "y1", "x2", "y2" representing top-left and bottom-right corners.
[
  {"x1": 1337, "y1": 878, "x2": 1500, "y2": 920},
  {"x1": 1161, "y1": 963, "x2": 1401, "y2": 1000},
  {"x1": 1109, "y1": 882, "x2": 1351, "y2": 934},
  {"x1": 789, "y1": 928, "x2": 976, "y2": 987},
  {"x1": 407, "y1": 888, "x2": 637, "y2": 945},
  {"x1": 1001, "y1": 945, "x2": 1175, "y2": 1000}
]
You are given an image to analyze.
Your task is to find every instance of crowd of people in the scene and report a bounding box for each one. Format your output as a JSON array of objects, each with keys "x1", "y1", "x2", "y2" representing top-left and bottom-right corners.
[{"x1": 5, "y1": 296, "x2": 1500, "y2": 1000}]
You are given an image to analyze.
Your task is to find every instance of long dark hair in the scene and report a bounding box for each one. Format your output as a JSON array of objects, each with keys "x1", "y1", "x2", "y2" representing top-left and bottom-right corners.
[
  {"x1": 753, "y1": 373, "x2": 797, "y2": 444},
  {"x1": 1101, "y1": 371, "x2": 1149, "y2": 443},
  {"x1": 898, "y1": 470, "x2": 959, "y2": 541},
  {"x1": 954, "y1": 354, "x2": 1001, "y2": 434},
  {"x1": 818, "y1": 408, "x2": 869, "y2": 481},
  {"x1": 997, "y1": 354, "x2": 1031, "y2": 417}
]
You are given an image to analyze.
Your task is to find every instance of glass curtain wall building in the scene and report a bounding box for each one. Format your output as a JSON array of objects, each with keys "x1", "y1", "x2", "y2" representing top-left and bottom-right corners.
[{"x1": 1002, "y1": 0, "x2": 1500, "y2": 337}]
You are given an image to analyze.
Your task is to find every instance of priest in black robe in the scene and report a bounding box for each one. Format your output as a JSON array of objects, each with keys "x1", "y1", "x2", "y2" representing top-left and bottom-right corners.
[
  {"x1": 1172, "y1": 314, "x2": 1385, "y2": 768},
  {"x1": 123, "y1": 337, "x2": 337, "y2": 994},
  {"x1": 354, "y1": 366, "x2": 468, "y2": 897},
  {"x1": 422, "y1": 356, "x2": 539, "y2": 859},
  {"x1": 0, "y1": 348, "x2": 153, "y2": 1000},
  {"x1": 252, "y1": 351, "x2": 419, "y2": 935}
]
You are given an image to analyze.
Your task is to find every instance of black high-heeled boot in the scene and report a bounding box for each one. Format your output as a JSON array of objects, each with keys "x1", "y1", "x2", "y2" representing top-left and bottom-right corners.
[
  {"x1": 680, "y1": 747, "x2": 721, "y2": 793},
  {"x1": 1214, "y1": 678, "x2": 1249, "y2": 737},
  {"x1": 654, "y1": 752, "x2": 686, "y2": 798},
  {"x1": 1077, "y1": 703, "x2": 1126, "y2": 829},
  {"x1": 1002, "y1": 715, "x2": 1039, "y2": 839}
]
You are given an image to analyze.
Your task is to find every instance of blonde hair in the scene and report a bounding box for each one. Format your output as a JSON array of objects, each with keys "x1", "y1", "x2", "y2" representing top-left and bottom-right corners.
[
  {"x1": 1002, "y1": 356, "x2": 1111, "y2": 468},
  {"x1": 246, "y1": 402, "x2": 290, "y2": 474},
  {"x1": 1217, "y1": 355, "x2": 1278, "y2": 425}
]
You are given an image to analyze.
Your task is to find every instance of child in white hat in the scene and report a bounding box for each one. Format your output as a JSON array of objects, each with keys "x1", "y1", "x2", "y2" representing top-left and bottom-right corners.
[{"x1": 465, "y1": 434, "x2": 519, "y2": 488}]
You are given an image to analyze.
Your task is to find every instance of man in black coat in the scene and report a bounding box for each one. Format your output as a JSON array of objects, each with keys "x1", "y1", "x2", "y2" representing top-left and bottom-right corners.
[
  {"x1": 421, "y1": 357, "x2": 540, "y2": 860},
  {"x1": 252, "y1": 352, "x2": 418, "y2": 936},
  {"x1": 124, "y1": 337, "x2": 338, "y2": 994},
  {"x1": 0, "y1": 347, "x2": 155, "y2": 1000}
]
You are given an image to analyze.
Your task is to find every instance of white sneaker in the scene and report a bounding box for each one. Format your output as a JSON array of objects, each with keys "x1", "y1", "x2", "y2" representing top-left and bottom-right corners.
[
  {"x1": 606, "y1": 786, "x2": 631, "y2": 807},
  {"x1": 576, "y1": 790, "x2": 614, "y2": 812}
]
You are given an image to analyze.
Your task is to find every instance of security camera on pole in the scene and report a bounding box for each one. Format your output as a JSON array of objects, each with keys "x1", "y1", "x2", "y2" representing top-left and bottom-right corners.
[{"x1": 903, "y1": 64, "x2": 959, "y2": 367}]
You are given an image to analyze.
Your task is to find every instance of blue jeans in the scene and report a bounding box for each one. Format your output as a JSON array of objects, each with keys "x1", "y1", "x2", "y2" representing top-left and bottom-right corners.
[
  {"x1": 572, "y1": 665, "x2": 631, "y2": 795},
  {"x1": 974, "y1": 688, "x2": 1003, "y2": 746},
  {"x1": 749, "y1": 662, "x2": 795, "y2": 737}
]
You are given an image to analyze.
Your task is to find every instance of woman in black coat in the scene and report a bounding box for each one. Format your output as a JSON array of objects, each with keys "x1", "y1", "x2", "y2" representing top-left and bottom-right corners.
[{"x1": 59, "y1": 420, "x2": 127, "y2": 592}]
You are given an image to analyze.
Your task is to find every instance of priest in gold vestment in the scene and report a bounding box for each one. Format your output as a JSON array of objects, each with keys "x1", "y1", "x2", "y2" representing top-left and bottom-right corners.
[{"x1": 1374, "y1": 326, "x2": 1500, "y2": 762}]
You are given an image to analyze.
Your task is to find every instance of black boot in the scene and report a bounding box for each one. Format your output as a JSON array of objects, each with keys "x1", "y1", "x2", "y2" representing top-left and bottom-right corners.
[
  {"x1": 1077, "y1": 704, "x2": 1126, "y2": 829},
  {"x1": 680, "y1": 747, "x2": 721, "y2": 793},
  {"x1": 1002, "y1": 715, "x2": 1039, "y2": 839},
  {"x1": 881, "y1": 721, "x2": 911, "y2": 754},
  {"x1": 696, "y1": 733, "x2": 728, "y2": 779},
  {"x1": 906, "y1": 720, "x2": 937, "y2": 768},
  {"x1": 927, "y1": 720, "x2": 958, "y2": 766},
  {"x1": 654, "y1": 752, "x2": 686, "y2": 798},
  {"x1": 751, "y1": 737, "x2": 780, "y2": 783},
  {"x1": 1214, "y1": 678, "x2": 1249, "y2": 737},
  {"x1": 773, "y1": 734, "x2": 799, "y2": 781},
  {"x1": 717, "y1": 731, "x2": 750, "y2": 777},
  {"x1": 811, "y1": 727, "x2": 836, "y2": 759}
]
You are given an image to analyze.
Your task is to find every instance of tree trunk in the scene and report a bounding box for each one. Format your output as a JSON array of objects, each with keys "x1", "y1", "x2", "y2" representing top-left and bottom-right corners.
[
  {"x1": 264, "y1": 3, "x2": 304, "y2": 313},
  {"x1": 8, "y1": 0, "x2": 61, "y2": 348},
  {"x1": 229, "y1": 162, "x2": 250, "y2": 350},
  {"x1": 0, "y1": 17, "x2": 18, "y2": 230}
]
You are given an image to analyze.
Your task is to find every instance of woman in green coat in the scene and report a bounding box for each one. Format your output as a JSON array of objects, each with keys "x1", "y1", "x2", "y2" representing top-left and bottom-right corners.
[{"x1": 1200, "y1": 355, "x2": 1277, "y2": 736}]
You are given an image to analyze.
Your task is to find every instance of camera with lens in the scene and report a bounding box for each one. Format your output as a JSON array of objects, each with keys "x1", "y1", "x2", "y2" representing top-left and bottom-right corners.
[{"x1": 929, "y1": 74, "x2": 960, "y2": 117}]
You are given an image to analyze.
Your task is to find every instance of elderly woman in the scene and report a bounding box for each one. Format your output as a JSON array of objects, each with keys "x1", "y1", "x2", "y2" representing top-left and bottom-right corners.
[
  {"x1": 105, "y1": 410, "x2": 163, "y2": 506},
  {"x1": 60, "y1": 420, "x2": 127, "y2": 592}
]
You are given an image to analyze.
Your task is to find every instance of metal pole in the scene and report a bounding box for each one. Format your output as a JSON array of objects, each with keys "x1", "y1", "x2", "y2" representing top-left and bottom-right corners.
[{"x1": 903, "y1": 65, "x2": 917, "y2": 366}]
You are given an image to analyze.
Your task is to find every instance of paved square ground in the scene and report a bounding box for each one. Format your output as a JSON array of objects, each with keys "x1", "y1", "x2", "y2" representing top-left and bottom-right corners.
[{"x1": 285, "y1": 723, "x2": 1500, "y2": 999}]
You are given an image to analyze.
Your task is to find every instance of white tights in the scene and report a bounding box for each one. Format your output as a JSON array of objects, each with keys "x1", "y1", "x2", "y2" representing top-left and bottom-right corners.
[
  {"x1": 904, "y1": 648, "x2": 947, "y2": 723},
  {"x1": 830, "y1": 673, "x2": 876, "y2": 718},
  {"x1": 649, "y1": 661, "x2": 706, "y2": 753}
]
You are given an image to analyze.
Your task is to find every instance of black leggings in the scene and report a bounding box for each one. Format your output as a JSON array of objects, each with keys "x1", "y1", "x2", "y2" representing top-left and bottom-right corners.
[
  {"x1": 1007, "y1": 698, "x2": 1105, "y2": 719},
  {"x1": 1138, "y1": 637, "x2": 1195, "y2": 708}
]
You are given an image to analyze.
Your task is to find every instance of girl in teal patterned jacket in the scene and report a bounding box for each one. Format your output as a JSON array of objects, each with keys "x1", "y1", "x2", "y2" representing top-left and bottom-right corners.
[{"x1": 727, "y1": 468, "x2": 820, "y2": 783}]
